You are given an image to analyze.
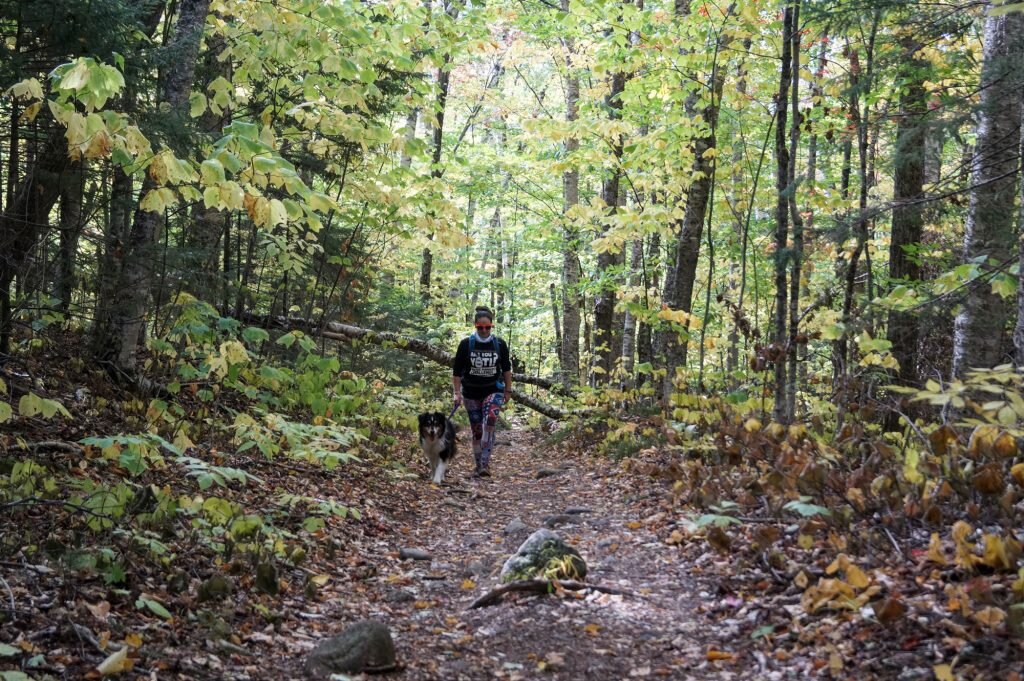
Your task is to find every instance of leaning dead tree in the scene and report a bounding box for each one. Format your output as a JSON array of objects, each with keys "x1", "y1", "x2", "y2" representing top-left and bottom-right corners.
[{"x1": 245, "y1": 314, "x2": 588, "y2": 420}]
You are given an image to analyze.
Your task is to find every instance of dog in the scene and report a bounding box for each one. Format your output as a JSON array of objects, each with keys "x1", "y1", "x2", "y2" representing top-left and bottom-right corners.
[{"x1": 418, "y1": 411, "x2": 458, "y2": 484}]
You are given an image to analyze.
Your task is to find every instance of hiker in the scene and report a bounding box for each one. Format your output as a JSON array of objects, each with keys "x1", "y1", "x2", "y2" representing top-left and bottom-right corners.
[{"x1": 452, "y1": 306, "x2": 512, "y2": 477}]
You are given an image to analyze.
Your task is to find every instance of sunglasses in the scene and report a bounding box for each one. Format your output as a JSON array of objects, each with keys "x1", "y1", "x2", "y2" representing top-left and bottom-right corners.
[{"x1": 475, "y1": 325, "x2": 493, "y2": 330}]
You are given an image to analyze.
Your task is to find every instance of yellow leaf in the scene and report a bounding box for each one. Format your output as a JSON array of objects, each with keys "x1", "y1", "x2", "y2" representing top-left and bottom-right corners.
[
  {"x1": 846, "y1": 564, "x2": 871, "y2": 590},
  {"x1": 584, "y1": 623, "x2": 601, "y2": 635},
  {"x1": 973, "y1": 606, "x2": 1006, "y2": 628},
  {"x1": 96, "y1": 646, "x2": 133, "y2": 675},
  {"x1": 124, "y1": 633, "x2": 143, "y2": 648},
  {"x1": 743, "y1": 418, "x2": 762, "y2": 433},
  {"x1": 309, "y1": 574, "x2": 330, "y2": 586},
  {"x1": 933, "y1": 664, "x2": 954, "y2": 681},
  {"x1": 461, "y1": 579, "x2": 476, "y2": 590},
  {"x1": 926, "y1": 533, "x2": 947, "y2": 565},
  {"x1": 1010, "y1": 462, "x2": 1024, "y2": 487}
]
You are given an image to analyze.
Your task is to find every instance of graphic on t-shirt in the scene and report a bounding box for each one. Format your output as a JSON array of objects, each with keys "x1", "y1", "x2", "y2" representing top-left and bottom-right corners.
[{"x1": 469, "y1": 349, "x2": 500, "y2": 378}]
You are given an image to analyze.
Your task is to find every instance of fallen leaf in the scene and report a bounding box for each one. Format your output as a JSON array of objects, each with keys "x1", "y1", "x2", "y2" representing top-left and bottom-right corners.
[
  {"x1": 706, "y1": 650, "x2": 735, "y2": 662},
  {"x1": 96, "y1": 647, "x2": 132, "y2": 676},
  {"x1": 461, "y1": 579, "x2": 476, "y2": 590},
  {"x1": 86, "y1": 600, "x2": 111, "y2": 622},
  {"x1": 933, "y1": 664, "x2": 954, "y2": 681}
]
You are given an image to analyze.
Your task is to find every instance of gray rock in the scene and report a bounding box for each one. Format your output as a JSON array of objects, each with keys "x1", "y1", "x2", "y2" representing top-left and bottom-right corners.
[
  {"x1": 499, "y1": 529, "x2": 587, "y2": 583},
  {"x1": 399, "y1": 547, "x2": 431, "y2": 561},
  {"x1": 197, "y1": 574, "x2": 233, "y2": 603},
  {"x1": 504, "y1": 517, "x2": 530, "y2": 535},
  {"x1": 462, "y1": 559, "x2": 487, "y2": 577},
  {"x1": 384, "y1": 589, "x2": 416, "y2": 604},
  {"x1": 254, "y1": 562, "x2": 279, "y2": 595},
  {"x1": 535, "y1": 468, "x2": 559, "y2": 479},
  {"x1": 543, "y1": 514, "x2": 576, "y2": 528},
  {"x1": 305, "y1": 620, "x2": 396, "y2": 678}
]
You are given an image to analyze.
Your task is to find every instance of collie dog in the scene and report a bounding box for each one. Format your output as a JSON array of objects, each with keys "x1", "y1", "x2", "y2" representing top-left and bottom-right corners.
[{"x1": 418, "y1": 411, "x2": 458, "y2": 484}]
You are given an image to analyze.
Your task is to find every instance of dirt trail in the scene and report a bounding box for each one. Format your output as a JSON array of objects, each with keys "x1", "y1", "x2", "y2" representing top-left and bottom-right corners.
[{"x1": 335, "y1": 417, "x2": 714, "y2": 680}]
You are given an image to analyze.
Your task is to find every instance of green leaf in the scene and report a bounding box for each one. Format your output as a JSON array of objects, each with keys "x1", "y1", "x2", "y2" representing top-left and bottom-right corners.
[
  {"x1": 782, "y1": 500, "x2": 831, "y2": 518},
  {"x1": 136, "y1": 596, "x2": 173, "y2": 620},
  {"x1": 0, "y1": 671, "x2": 31, "y2": 681},
  {"x1": 0, "y1": 643, "x2": 21, "y2": 657}
]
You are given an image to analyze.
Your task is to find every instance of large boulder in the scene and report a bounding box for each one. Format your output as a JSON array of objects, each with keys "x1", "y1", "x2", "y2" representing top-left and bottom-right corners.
[
  {"x1": 499, "y1": 529, "x2": 587, "y2": 583},
  {"x1": 304, "y1": 620, "x2": 396, "y2": 678}
]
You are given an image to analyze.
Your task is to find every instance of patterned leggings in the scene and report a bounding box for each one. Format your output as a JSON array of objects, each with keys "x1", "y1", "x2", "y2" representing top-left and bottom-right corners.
[{"x1": 463, "y1": 393, "x2": 504, "y2": 469}]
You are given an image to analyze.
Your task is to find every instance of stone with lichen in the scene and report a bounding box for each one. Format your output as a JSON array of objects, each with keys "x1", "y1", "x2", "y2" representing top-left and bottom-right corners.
[{"x1": 499, "y1": 529, "x2": 587, "y2": 583}]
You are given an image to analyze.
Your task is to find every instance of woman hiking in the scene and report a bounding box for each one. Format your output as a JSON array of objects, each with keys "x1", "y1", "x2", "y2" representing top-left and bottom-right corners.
[{"x1": 452, "y1": 306, "x2": 512, "y2": 477}]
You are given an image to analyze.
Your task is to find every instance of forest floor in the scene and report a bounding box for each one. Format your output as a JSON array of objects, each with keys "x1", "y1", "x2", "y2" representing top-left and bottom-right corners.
[{"x1": 3, "y1": 367, "x2": 1023, "y2": 679}]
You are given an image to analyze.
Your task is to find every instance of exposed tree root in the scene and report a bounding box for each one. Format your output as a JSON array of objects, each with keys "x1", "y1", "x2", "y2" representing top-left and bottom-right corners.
[{"x1": 466, "y1": 579, "x2": 634, "y2": 609}]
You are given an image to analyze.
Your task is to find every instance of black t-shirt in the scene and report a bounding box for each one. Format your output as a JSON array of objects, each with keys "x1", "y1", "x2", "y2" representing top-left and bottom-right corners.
[{"x1": 452, "y1": 335, "x2": 511, "y2": 400}]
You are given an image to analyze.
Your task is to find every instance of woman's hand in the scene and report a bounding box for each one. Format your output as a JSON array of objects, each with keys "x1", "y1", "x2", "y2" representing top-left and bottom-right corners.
[{"x1": 453, "y1": 392, "x2": 463, "y2": 407}]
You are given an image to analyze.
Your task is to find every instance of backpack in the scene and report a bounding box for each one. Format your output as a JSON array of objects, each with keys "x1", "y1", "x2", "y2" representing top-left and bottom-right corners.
[{"x1": 467, "y1": 335, "x2": 506, "y2": 390}]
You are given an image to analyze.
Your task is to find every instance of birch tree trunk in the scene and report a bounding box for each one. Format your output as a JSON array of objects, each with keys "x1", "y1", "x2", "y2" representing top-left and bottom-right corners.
[{"x1": 952, "y1": 9, "x2": 1024, "y2": 375}]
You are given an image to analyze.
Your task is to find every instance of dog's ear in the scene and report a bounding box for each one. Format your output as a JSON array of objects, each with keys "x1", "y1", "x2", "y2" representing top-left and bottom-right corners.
[{"x1": 418, "y1": 413, "x2": 429, "y2": 425}]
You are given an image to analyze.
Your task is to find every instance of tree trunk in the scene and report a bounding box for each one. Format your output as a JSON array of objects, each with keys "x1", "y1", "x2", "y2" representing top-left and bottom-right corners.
[
  {"x1": 785, "y1": 1, "x2": 804, "y2": 422},
  {"x1": 771, "y1": 5, "x2": 794, "y2": 424},
  {"x1": 952, "y1": 10, "x2": 1024, "y2": 375},
  {"x1": 887, "y1": 45, "x2": 928, "y2": 388},
  {"x1": 1014, "y1": 96, "x2": 1024, "y2": 366},
  {"x1": 620, "y1": 239, "x2": 644, "y2": 382},
  {"x1": 636, "y1": 231, "x2": 659, "y2": 379},
  {"x1": 419, "y1": 0, "x2": 460, "y2": 302},
  {"x1": 560, "y1": 2, "x2": 581, "y2": 387},
  {"x1": 56, "y1": 162, "x2": 85, "y2": 312},
  {"x1": 0, "y1": 127, "x2": 74, "y2": 355},
  {"x1": 656, "y1": 2, "x2": 727, "y2": 403},
  {"x1": 590, "y1": 68, "x2": 626, "y2": 385},
  {"x1": 91, "y1": 0, "x2": 212, "y2": 371},
  {"x1": 549, "y1": 282, "x2": 562, "y2": 367}
]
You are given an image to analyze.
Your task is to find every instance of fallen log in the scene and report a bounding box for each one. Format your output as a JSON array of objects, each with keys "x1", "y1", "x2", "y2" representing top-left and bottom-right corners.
[
  {"x1": 244, "y1": 313, "x2": 590, "y2": 420},
  {"x1": 466, "y1": 579, "x2": 634, "y2": 609}
]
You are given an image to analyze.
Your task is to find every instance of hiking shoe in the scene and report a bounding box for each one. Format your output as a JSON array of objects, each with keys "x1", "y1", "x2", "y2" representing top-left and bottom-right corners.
[{"x1": 478, "y1": 467, "x2": 491, "y2": 478}]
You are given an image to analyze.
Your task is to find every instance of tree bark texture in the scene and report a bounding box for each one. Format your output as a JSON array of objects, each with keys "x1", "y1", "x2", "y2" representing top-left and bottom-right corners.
[
  {"x1": 886, "y1": 47, "x2": 928, "y2": 387},
  {"x1": 560, "y1": 6, "x2": 582, "y2": 387},
  {"x1": 771, "y1": 5, "x2": 793, "y2": 424},
  {"x1": 91, "y1": 0, "x2": 212, "y2": 371},
  {"x1": 952, "y1": 10, "x2": 1024, "y2": 375},
  {"x1": 591, "y1": 68, "x2": 626, "y2": 385}
]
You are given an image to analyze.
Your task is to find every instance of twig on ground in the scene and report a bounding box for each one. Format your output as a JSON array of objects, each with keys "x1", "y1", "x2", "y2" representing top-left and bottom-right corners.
[
  {"x1": 2, "y1": 497, "x2": 112, "y2": 520},
  {"x1": 3, "y1": 440, "x2": 83, "y2": 455},
  {"x1": 0, "y1": 573, "x2": 16, "y2": 620},
  {"x1": 883, "y1": 527, "x2": 909, "y2": 563},
  {"x1": 467, "y1": 579, "x2": 635, "y2": 609}
]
